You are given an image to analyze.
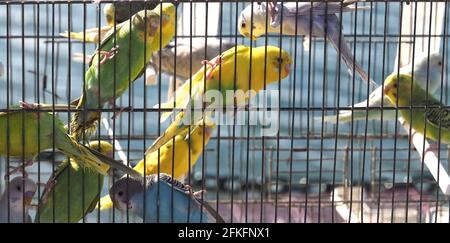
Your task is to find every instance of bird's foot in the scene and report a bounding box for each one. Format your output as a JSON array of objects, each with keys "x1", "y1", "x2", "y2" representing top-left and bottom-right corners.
[
  {"x1": 184, "y1": 185, "x2": 205, "y2": 198},
  {"x1": 111, "y1": 106, "x2": 133, "y2": 120},
  {"x1": 201, "y1": 55, "x2": 223, "y2": 80},
  {"x1": 98, "y1": 46, "x2": 120, "y2": 65},
  {"x1": 267, "y1": 1, "x2": 278, "y2": 25},
  {"x1": 192, "y1": 189, "x2": 206, "y2": 198},
  {"x1": 19, "y1": 101, "x2": 39, "y2": 109},
  {"x1": 425, "y1": 143, "x2": 440, "y2": 154},
  {"x1": 4, "y1": 160, "x2": 33, "y2": 180},
  {"x1": 184, "y1": 185, "x2": 194, "y2": 194},
  {"x1": 40, "y1": 177, "x2": 58, "y2": 204}
]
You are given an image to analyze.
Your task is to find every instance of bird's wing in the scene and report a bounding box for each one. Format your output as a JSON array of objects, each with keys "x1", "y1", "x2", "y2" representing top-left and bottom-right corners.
[
  {"x1": 424, "y1": 101, "x2": 450, "y2": 130},
  {"x1": 283, "y1": 2, "x2": 369, "y2": 17},
  {"x1": 156, "y1": 173, "x2": 191, "y2": 193}
]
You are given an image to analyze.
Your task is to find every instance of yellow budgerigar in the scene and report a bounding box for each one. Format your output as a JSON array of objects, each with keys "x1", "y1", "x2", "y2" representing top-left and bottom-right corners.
[
  {"x1": 98, "y1": 122, "x2": 215, "y2": 210},
  {"x1": 147, "y1": 45, "x2": 292, "y2": 154}
]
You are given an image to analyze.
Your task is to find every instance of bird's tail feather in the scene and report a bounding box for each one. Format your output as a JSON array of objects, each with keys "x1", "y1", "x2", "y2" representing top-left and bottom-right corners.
[
  {"x1": 85, "y1": 145, "x2": 143, "y2": 180},
  {"x1": 145, "y1": 120, "x2": 190, "y2": 156},
  {"x1": 58, "y1": 135, "x2": 108, "y2": 175},
  {"x1": 200, "y1": 200, "x2": 225, "y2": 223},
  {"x1": 320, "y1": 109, "x2": 396, "y2": 124},
  {"x1": 153, "y1": 100, "x2": 177, "y2": 124},
  {"x1": 319, "y1": 111, "x2": 354, "y2": 124},
  {"x1": 326, "y1": 22, "x2": 378, "y2": 91},
  {"x1": 60, "y1": 31, "x2": 98, "y2": 43}
]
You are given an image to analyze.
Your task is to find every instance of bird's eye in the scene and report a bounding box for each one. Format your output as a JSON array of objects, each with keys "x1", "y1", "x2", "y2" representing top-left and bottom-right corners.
[
  {"x1": 17, "y1": 186, "x2": 21, "y2": 191},
  {"x1": 118, "y1": 191, "x2": 123, "y2": 197},
  {"x1": 241, "y1": 22, "x2": 246, "y2": 28},
  {"x1": 276, "y1": 57, "x2": 283, "y2": 64},
  {"x1": 393, "y1": 83, "x2": 397, "y2": 88}
]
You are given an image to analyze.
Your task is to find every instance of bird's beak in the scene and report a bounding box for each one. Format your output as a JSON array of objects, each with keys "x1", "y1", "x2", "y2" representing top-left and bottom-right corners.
[
  {"x1": 24, "y1": 191, "x2": 35, "y2": 205},
  {"x1": 205, "y1": 127, "x2": 214, "y2": 137},
  {"x1": 243, "y1": 31, "x2": 258, "y2": 41},
  {"x1": 126, "y1": 201, "x2": 133, "y2": 210},
  {"x1": 284, "y1": 63, "x2": 291, "y2": 74},
  {"x1": 383, "y1": 84, "x2": 392, "y2": 95}
]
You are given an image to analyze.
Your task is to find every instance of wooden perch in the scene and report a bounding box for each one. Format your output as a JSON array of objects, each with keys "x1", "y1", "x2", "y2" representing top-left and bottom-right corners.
[
  {"x1": 101, "y1": 118, "x2": 128, "y2": 165},
  {"x1": 399, "y1": 117, "x2": 450, "y2": 195}
]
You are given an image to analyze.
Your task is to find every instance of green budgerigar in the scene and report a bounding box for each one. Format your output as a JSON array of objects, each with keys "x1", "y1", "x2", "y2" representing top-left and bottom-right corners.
[
  {"x1": 0, "y1": 102, "x2": 140, "y2": 178},
  {"x1": 36, "y1": 141, "x2": 113, "y2": 223},
  {"x1": 70, "y1": 3, "x2": 176, "y2": 140},
  {"x1": 383, "y1": 73, "x2": 450, "y2": 144}
]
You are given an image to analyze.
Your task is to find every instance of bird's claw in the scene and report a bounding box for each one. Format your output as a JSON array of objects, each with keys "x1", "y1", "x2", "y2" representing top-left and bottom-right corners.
[
  {"x1": 40, "y1": 178, "x2": 58, "y2": 204},
  {"x1": 19, "y1": 101, "x2": 39, "y2": 109},
  {"x1": 110, "y1": 106, "x2": 133, "y2": 120},
  {"x1": 267, "y1": 1, "x2": 278, "y2": 25},
  {"x1": 184, "y1": 185, "x2": 205, "y2": 198},
  {"x1": 184, "y1": 185, "x2": 194, "y2": 194},
  {"x1": 201, "y1": 55, "x2": 223, "y2": 80},
  {"x1": 425, "y1": 143, "x2": 440, "y2": 154},
  {"x1": 4, "y1": 160, "x2": 33, "y2": 180},
  {"x1": 98, "y1": 46, "x2": 120, "y2": 65}
]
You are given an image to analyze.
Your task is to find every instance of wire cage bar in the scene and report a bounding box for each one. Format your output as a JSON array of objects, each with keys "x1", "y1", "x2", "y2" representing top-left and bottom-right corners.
[{"x1": 0, "y1": 0, "x2": 449, "y2": 223}]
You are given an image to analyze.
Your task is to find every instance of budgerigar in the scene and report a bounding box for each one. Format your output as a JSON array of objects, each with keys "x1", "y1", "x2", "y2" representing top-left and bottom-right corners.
[
  {"x1": 70, "y1": 3, "x2": 176, "y2": 140},
  {"x1": 35, "y1": 141, "x2": 113, "y2": 223},
  {"x1": 98, "y1": 122, "x2": 215, "y2": 210},
  {"x1": 109, "y1": 173, "x2": 224, "y2": 223},
  {"x1": 147, "y1": 45, "x2": 292, "y2": 154},
  {"x1": 150, "y1": 39, "x2": 236, "y2": 80},
  {"x1": 0, "y1": 176, "x2": 37, "y2": 223},
  {"x1": 383, "y1": 73, "x2": 450, "y2": 144},
  {"x1": 0, "y1": 102, "x2": 140, "y2": 179},
  {"x1": 321, "y1": 52, "x2": 443, "y2": 123},
  {"x1": 238, "y1": 1, "x2": 377, "y2": 89}
]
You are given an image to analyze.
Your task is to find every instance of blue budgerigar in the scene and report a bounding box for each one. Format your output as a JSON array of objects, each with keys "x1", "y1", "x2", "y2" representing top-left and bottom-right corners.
[
  {"x1": 238, "y1": 1, "x2": 377, "y2": 89},
  {"x1": 109, "y1": 173, "x2": 224, "y2": 223}
]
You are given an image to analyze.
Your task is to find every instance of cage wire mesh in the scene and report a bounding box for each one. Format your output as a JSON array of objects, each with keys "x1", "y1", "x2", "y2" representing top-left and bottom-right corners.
[{"x1": 0, "y1": 0, "x2": 449, "y2": 223}]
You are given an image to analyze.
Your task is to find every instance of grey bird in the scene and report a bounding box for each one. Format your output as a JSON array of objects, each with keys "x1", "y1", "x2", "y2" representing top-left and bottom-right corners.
[{"x1": 0, "y1": 176, "x2": 37, "y2": 223}]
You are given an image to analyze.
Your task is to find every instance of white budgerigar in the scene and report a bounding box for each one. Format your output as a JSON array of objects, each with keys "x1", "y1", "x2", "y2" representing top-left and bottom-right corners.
[
  {"x1": 321, "y1": 52, "x2": 443, "y2": 123},
  {"x1": 0, "y1": 176, "x2": 37, "y2": 223},
  {"x1": 238, "y1": 1, "x2": 377, "y2": 89}
]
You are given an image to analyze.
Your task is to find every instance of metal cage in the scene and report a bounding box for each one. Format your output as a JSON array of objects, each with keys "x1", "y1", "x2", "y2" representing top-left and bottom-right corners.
[{"x1": 0, "y1": 0, "x2": 449, "y2": 223}]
